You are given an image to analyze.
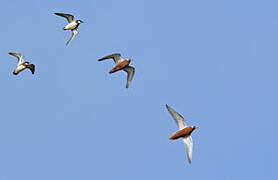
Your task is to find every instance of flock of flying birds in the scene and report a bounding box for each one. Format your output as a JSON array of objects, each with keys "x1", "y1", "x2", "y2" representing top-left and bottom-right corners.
[{"x1": 8, "y1": 13, "x2": 198, "y2": 164}]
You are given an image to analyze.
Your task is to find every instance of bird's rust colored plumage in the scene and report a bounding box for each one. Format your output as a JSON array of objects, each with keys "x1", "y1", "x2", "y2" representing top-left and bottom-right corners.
[
  {"x1": 109, "y1": 60, "x2": 131, "y2": 74},
  {"x1": 169, "y1": 126, "x2": 197, "y2": 140}
]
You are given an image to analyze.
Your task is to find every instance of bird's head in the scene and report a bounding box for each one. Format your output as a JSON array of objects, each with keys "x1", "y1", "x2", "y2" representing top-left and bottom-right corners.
[
  {"x1": 192, "y1": 126, "x2": 198, "y2": 130},
  {"x1": 77, "y1": 20, "x2": 84, "y2": 24},
  {"x1": 129, "y1": 58, "x2": 133, "y2": 62}
]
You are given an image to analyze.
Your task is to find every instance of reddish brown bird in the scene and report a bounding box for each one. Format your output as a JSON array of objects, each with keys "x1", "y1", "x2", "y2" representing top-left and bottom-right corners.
[
  {"x1": 169, "y1": 126, "x2": 198, "y2": 140},
  {"x1": 98, "y1": 53, "x2": 135, "y2": 88},
  {"x1": 109, "y1": 59, "x2": 132, "y2": 74},
  {"x1": 166, "y1": 104, "x2": 198, "y2": 164}
]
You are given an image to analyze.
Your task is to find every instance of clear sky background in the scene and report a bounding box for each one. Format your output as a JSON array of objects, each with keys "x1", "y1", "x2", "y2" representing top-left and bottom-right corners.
[{"x1": 0, "y1": 0, "x2": 277, "y2": 179}]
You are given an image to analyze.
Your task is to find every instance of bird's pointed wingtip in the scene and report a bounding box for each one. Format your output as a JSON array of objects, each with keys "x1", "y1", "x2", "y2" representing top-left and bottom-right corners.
[{"x1": 187, "y1": 154, "x2": 192, "y2": 164}]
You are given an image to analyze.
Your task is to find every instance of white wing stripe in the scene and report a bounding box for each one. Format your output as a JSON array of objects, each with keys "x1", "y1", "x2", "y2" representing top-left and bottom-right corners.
[
  {"x1": 183, "y1": 136, "x2": 193, "y2": 164},
  {"x1": 166, "y1": 104, "x2": 187, "y2": 129}
]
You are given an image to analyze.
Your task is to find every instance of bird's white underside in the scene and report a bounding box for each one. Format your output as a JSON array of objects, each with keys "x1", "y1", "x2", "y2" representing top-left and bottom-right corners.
[{"x1": 64, "y1": 21, "x2": 78, "y2": 30}]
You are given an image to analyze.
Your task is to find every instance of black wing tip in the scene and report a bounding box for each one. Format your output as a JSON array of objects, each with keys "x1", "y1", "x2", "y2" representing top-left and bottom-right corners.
[
  {"x1": 29, "y1": 64, "x2": 35, "y2": 74},
  {"x1": 98, "y1": 55, "x2": 108, "y2": 61},
  {"x1": 98, "y1": 53, "x2": 122, "y2": 62},
  {"x1": 166, "y1": 104, "x2": 173, "y2": 111},
  {"x1": 54, "y1": 12, "x2": 67, "y2": 16}
]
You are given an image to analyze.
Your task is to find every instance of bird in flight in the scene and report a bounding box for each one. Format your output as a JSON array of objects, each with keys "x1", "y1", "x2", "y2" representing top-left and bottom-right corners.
[
  {"x1": 54, "y1": 13, "x2": 84, "y2": 45},
  {"x1": 98, "y1": 53, "x2": 135, "y2": 88},
  {"x1": 9, "y1": 52, "x2": 35, "y2": 75},
  {"x1": 166, "y1": 104, "x2": 198, "y2": 164}
]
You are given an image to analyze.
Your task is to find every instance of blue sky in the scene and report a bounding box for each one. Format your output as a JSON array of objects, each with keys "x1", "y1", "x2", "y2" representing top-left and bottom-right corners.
[{"x1": 0, "y1": 0, "x2": 277, "y2": 179}]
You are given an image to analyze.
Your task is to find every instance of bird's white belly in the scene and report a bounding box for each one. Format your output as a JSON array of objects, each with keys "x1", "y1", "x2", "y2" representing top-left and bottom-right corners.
[
  {"x1": 14, "y1": 65, "x2": 26, "y2": 74},
  {"x1": 64, "y1": 22, "x2": 77, "y2": 30}
]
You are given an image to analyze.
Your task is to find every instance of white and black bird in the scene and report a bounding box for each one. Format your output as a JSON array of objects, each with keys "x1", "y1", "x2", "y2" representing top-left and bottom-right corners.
[
  {"x1": 9, "y1": 52, "x2": 35, "y2": 75},
  {"x1": 54, "y1": 13, "x2": 84, "y2": 45}
]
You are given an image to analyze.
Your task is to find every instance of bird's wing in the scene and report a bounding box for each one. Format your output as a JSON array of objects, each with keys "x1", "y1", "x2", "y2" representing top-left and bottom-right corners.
[
  {"x1": 66, "y1": 29, "x2": 78, "y2": 45},
  {"x1": 166, "y1": 104, "x2": 187, "y2": 129},
  {"x1": 27, "y1": 64, "x2": 35, "y2": 74},
  {"x1": 9, "y1": 52, "x2": 24, "y2": 64},
  {"x1": 123, "y1": 66, "x2": 135, "y2": 88},
  {"x1": 54, "y1": 13, "x2": 74, "y2": 23},
  {"x1": 98, "y1": 53, "x2": 123, "y2": 64},
  {"x1": 183, "y1": 136, "x2": 193, "y2": 164}
]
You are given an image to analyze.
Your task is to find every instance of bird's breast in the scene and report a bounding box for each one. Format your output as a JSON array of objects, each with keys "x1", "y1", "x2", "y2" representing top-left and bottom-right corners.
[
  {"x1": 109, "y1": 60, "x2": 130, "y2": 73},
  {"x1": 64, "y1": 22, "x2": 78, "y2": 30},
  {"x1": 14, "y1": 65, "x2": 26, "y2": 74},
  {"x1": 169, "y1": 127, "x2": 195, "y2": 140}
]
